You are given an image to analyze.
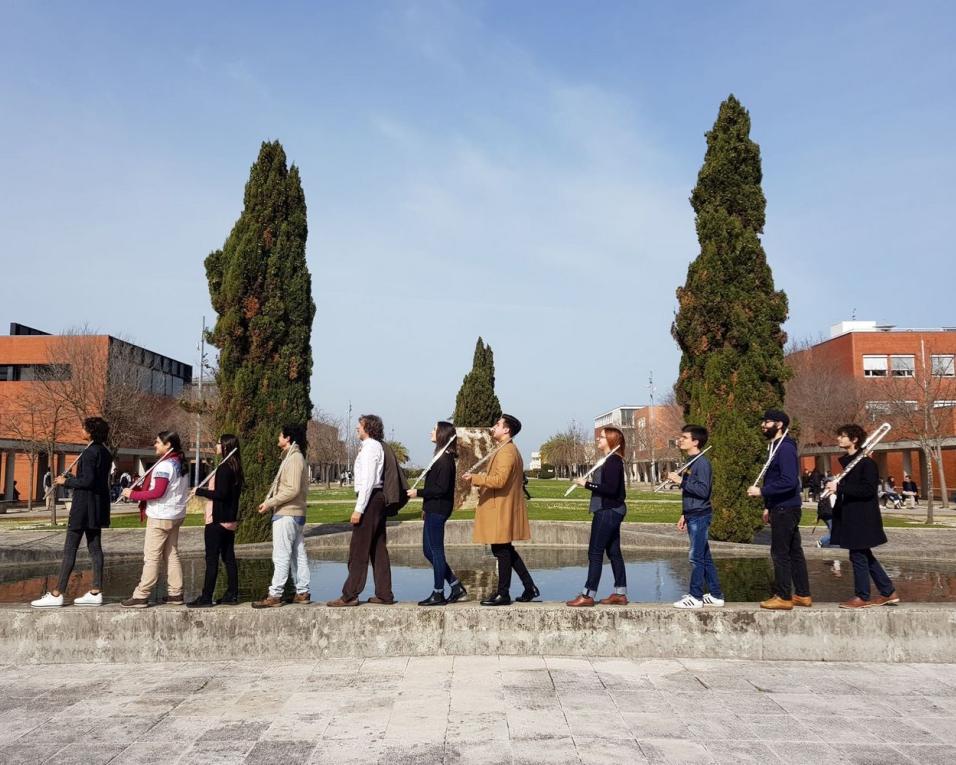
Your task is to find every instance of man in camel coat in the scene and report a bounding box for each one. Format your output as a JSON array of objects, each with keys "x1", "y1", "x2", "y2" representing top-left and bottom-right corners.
[{"x1": 463, "y1": 414, "x2": 538, "y2": 606}]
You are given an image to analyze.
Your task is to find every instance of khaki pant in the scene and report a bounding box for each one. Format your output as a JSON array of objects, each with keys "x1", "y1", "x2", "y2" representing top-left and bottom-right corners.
[{"x1": 133, "y1": 517, "x2": 184, "y2": 599}]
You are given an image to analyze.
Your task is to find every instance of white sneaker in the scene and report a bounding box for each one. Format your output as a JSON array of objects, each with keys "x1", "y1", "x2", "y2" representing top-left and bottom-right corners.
[
  {"x1": 674, "y1": 594, "x2": 703, "y2": 609},
  {"x1": 702, "y1": 594, "x2": 725, "y2": 607},
  {"x1": 31, "y1": 592, "x2": 64, "y2": 608},
  {"x1": 74, "y1": 591, "x2": 103, "y2": 606}
]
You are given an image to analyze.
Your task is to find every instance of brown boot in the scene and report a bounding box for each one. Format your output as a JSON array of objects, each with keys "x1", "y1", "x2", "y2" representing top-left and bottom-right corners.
[
  {"x1": 599, "y1": 593, "x2": 629, "y2": 606},
  {"x1": 839, "y1": 596, "x2": 871, "y2": 609},
  {"x1": 792, "y1": 595, "x2": 813, "y2": 607},
  {"x1": 292, "y1": 592, "x2": 312, "y2": 604},
  {"x1": 368, "y1": 596, "x2": 396, "y2": 605},
  {"x1": 120, "y1": 597, "x2": 149, "y2": 608},
  {"x1": 251, "y1": 595, "x2": 284, "y2": 609},
  {"x1": 565, "y1": 594, "x2": 595, "y2": 607},
  {"x1": 326, "y1": 598, "x2": 359, "y2": 607},
  {"x1": 162, "y1": 594, "x2": 184, "y2": 605},
  {"x1": 871, "y1": 592, "x2": 900, "y2": 606},
  {"x1": 760, "y1": 596, "x2": 793, "y2": 610}
]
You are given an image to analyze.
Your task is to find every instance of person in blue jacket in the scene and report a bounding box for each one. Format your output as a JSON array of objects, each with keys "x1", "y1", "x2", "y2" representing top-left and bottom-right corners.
[
  {"x1": 670, "y1": 425, "x2": 724, "y2": 609},
  {"x1": 747, "y1": 409, "x2": 812, "y2": 610}
]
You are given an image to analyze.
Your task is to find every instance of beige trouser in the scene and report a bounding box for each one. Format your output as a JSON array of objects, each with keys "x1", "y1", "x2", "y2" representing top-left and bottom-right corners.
[{"x1": 133, "y1": 517, "x2": 184, "y2": 599}]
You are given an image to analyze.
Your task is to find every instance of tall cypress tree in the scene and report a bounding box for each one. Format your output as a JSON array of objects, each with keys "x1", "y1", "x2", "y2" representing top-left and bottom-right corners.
[
  {"x1": 671, "y1": 95, "x2": 790, "y2": 543},
  {"x1": 453, "y1": 337, "x2": 501, "y2": 427},
  {"x1": 205, "y1": 140, "x2": 315, "y2": 544}
]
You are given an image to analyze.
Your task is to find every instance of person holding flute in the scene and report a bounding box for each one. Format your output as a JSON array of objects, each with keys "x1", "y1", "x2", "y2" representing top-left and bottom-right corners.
[
  {"x1": 186, "y1": 434, "x2": 244, "y2": 608},
  {"x1": 30, "y1": 417, "x2": 112, "y2": 608},
  {"x1": 566, "y1": 426, "x2": 628, "y2": 607},
  {"x1": 121, "y1": 431, "x2": 191, "y2": 608},
  {"x1": 670, "y1": 425, "x2": 724, "y2": 608},
  {"x1": 746, "y1": 409, "x2": 811, "y2": 610},
  {"x1": 407, "y1": 421, "x2": 466, "y2": 606}
]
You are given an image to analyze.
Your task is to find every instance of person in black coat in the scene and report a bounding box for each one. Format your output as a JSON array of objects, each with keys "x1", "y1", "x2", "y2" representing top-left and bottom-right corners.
[
  {"x1": 566, "y1": 426, "x2": 628, "y2": 607},
  {"x1": 31, "y1": 417, "x2": 112, "y2": 608},
  {"x1": 828, "y1": 424, "x2": 899, "y2": 608},
  {"x1": 408, "y1": 421, "x2": 466, "y2": 606},
  {"x1": 187, "y1": 434, "x2": 243, "y2": 607}
]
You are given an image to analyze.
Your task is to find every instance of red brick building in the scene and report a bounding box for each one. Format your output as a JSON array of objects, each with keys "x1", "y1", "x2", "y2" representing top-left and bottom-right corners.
[
  {"x1": 0, "y1": 323, "x2": 192, "y2": 504},
  {"x1": 789, "y1": 321, "x2": 956, "y2": 500}
]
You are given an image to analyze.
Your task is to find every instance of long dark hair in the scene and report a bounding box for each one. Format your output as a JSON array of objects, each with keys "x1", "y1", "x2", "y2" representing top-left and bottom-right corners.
[
  {"x1": 219, "y1": 433, "x2": 244, "y2": 490},
  {"x1": 157, "y1": 430, "x2": 189, "y2": 476},
  {"x1": 434, "y1": 421, "x2": 458, "y2": 459}
]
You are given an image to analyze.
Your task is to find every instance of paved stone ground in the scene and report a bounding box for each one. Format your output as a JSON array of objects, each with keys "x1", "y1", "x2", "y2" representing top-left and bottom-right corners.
[{"x1": 1, "y1": 657, "x2": 955, "y2": 764}]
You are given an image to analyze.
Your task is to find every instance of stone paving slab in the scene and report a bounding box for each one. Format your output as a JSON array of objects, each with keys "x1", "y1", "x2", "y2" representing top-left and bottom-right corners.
[{"x1": 1, "y1": 657, "x2": 956, "y2": 763}]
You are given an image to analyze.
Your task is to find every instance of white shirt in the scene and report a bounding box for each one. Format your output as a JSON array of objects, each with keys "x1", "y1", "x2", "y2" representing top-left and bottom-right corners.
[
  {"x1": 353, "y1": 438, "x2": 385, "y2": 514},
  {"x1": 146, "y1": 458, "x2": 190, "y2": 520}
]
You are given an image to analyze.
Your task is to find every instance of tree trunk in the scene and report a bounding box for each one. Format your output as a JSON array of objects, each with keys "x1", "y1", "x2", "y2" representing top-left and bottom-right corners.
[
  {"x1": 923, "y1": 445, "x2": 935, "y2": 524},
  {"x1": 933, "y1": 444, "x2": 949, "y2": 509}
]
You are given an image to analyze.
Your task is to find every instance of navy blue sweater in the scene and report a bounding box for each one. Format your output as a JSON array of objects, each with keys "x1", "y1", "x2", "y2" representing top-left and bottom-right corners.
[
  {"x1": 760, "y1": 436, "x2": 802, "y2": 510},
  {"x1": 680, "y1": 454, "x2": 712, "y2": 517}
]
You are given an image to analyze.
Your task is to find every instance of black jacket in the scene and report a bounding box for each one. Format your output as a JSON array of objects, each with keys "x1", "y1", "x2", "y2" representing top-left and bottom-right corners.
[
  {"x1": 585, "y1": 454, "x2": 627, "y2": 514},
  {"x1": 195, "y1": 462, "x2": 241, "y2": 524},
  {"x1": 64, "y1": 443, "x2": 112, "y2": 530},
  {"x1": 831, "y1": 453, "x2": 887, "y2": 550},
  {"x1": 420, "y1": 452, "x2": 456, "y2": 518},
  {"x1": 760, "y1": 436, "x2": 802, "y2": 510}
]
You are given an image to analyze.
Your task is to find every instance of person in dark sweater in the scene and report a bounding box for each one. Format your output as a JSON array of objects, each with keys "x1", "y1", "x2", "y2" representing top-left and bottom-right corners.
[
  {"x1": 748, "y1": 409, "x2": 811, "y2": 610},
  {"x1": 32, "y1": 417, "x2": 113, "y2": 608},
  {"x1": 671, "y1": 425, "x2": 724, "y2": 608},
  {"x1": 828, "y1": 424, "x2": 899, "y2": 608},
  {"x1": 566, "y1": 426, "x2": 628, "y2": 607},
  {"x1": 408, "y1": 421, "x2": 467, "y2": 606},
  {"x1": 187, "y1": 434, "x2": 243, "y2": 607}
]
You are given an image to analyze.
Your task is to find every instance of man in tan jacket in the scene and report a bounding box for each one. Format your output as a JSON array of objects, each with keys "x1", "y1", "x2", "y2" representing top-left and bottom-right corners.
[
  {"x1": 252, "y1": 424, "x2": 311, "y2": 608},
  {"x1": 464, "y1": 414, "x2": 538, "y2": 606}
]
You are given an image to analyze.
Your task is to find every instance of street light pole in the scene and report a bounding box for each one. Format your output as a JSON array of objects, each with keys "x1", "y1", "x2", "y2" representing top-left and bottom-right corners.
[
  {"x1": 195, "y1": 316, "x2": 206, "y2": 485},
  {"x1": 648, "y1": 371, "x2": 656, "y2": 484}
]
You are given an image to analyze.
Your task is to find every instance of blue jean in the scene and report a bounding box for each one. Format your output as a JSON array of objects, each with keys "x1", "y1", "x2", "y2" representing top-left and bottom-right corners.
[
  {"x1": 269, "y1": 515, "x2": 310, "y2": 597},
  {"x1": 422, "y1": 512, "x2": 457, "y2": 591},
  {"x1": 585, "y1": 510, "x2": 626, "y2": 593},
  {"x1": 820, "y1": 518, "x2": 832, "y2": 547},
  {"x1": 686, "y1": 513, "x2": 723, "y2": 600},
  {"x1": 849, "y1": 548, "x2": 894, "y2": 601}
]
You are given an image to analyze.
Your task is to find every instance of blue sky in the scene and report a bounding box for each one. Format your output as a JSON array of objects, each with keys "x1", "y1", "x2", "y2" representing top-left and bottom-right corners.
[{"x1": 2, "y1": 1, "x2": 954, "y2": 464}]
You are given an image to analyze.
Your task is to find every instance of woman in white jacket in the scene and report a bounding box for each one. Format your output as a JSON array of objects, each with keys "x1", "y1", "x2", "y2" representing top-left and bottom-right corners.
[{"x1": 121, "y1": 431, "x2": 191, "y2": 608}]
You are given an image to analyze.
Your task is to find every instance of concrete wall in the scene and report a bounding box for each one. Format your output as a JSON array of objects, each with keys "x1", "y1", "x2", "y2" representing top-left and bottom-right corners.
[{"x1": 2, "y1": 603, "x2": 954, "y2": 665}]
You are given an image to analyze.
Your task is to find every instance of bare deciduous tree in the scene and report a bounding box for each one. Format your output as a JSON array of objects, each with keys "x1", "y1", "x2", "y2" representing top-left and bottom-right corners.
[{"x1": 307, "y1": 410, "x2": 347, "y2": 486}]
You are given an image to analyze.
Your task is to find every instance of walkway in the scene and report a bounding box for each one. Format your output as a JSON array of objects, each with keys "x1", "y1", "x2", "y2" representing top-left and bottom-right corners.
[{"x1": 0, "y1": 657, "x2": 954, "y2": 763}]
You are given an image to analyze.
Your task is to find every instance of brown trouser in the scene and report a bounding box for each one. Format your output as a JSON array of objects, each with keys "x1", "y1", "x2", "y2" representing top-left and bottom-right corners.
[
  {"x1": 342, "y1": 490, "x2": 393, "y2": 602},
  {"x1": 133, "y1": 517, "x2": 184, "y2": 599}
]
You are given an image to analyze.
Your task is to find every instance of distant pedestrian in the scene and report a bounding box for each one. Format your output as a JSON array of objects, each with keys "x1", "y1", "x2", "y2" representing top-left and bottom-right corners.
[
  {"x1": 252, "y1": 424, "x2": 311, "y2": 608},
  {"x1": 120, "y1": 431, "x2": 190, "y2": 608},
  {"x1": 31, "y1": 417, "x2": 112, "y2": 608}
]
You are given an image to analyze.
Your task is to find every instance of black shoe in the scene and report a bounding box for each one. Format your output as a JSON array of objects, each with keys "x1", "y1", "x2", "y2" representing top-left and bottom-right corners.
[
  {"x1": 186, "y1": 597, "x2": 214, "y2": 609},
  {"x1": 480, "y1": 593, "x2": 512, "y2": 606},
  {"x1": 516, "y1": 585, "x2": 540, "y2": 603},
  {"x1": 418, "y1": 591, "x2": 447, "y2": 607},
  {"x1": 448, "y1": 582, "x2": 468, "y2": 603},
  {"x1": 215, "y1": 594, "x2": 239, "y2": 605}
]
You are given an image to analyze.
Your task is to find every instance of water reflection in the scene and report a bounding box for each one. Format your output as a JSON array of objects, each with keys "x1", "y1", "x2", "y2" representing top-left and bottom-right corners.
[{"x1": 3, "y1": 548, "x2": 955, "y2": 605}]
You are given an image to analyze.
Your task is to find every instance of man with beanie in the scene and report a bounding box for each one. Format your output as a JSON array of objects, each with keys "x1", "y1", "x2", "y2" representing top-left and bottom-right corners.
[{"x1": 747, "y1": 409, "x2": 812, "y2": 610}]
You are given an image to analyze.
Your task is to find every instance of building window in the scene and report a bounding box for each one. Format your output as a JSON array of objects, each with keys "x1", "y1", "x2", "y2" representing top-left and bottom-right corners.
[
  {"x1": 0, "y1": 364, "x2": 71, "y2": 382},
  {"x1": 934, "y1": 400, "x2": 956, "y2": 408},
  {"x1": 863, "y1": 355, "x2": 888, "y2": 377},
  {"x1": 932, "y1": 354, "x2": 955, "y2": 377},
  {"x1": 890, "y1": 355, "x2": 915, "y2": 377}
]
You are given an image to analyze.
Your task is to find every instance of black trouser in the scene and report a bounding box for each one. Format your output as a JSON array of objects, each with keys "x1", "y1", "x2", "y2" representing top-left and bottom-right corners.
[
  {"x1": 769, "y1": 507, "x2": 810, "y2": 599},
  {"x1": 342, "y1": 490, "x2": 393, "y2": 602},
  {"x1": 202, "y1": 523, "x2": 238, "y2": 600},
  {"x1": 56, "y1": 528, "x2": 103, "y2": 593},
  {"x1": 849, "y1": 548, "x2": 894, "y2": 601},
  {"x1": 585, "y1": 510, "x2": 626, "y2": 593},
  {"x1": 490, "y1": 543, "x2": 534, "y2": 596}
]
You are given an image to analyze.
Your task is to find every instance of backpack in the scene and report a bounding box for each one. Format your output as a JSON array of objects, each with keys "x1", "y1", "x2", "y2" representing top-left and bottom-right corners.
[
  {"x1": 816, "y1": 495, "x2": 834, "y2": 522},
  {"x1": 382, "y1": 443, "x2": 410, "y2": 517}
]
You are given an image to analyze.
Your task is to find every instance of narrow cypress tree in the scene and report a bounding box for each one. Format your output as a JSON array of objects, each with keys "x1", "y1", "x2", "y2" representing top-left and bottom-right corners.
[
  {"x1": 671, "y1": 95, "x2": 790, "y2": 543},
  {"x1": 453, "y1": 337, "x2": 501, "y2": 427},
  {"x1": 205, "y1": 140, "x2": 315, "y2": 544}
]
